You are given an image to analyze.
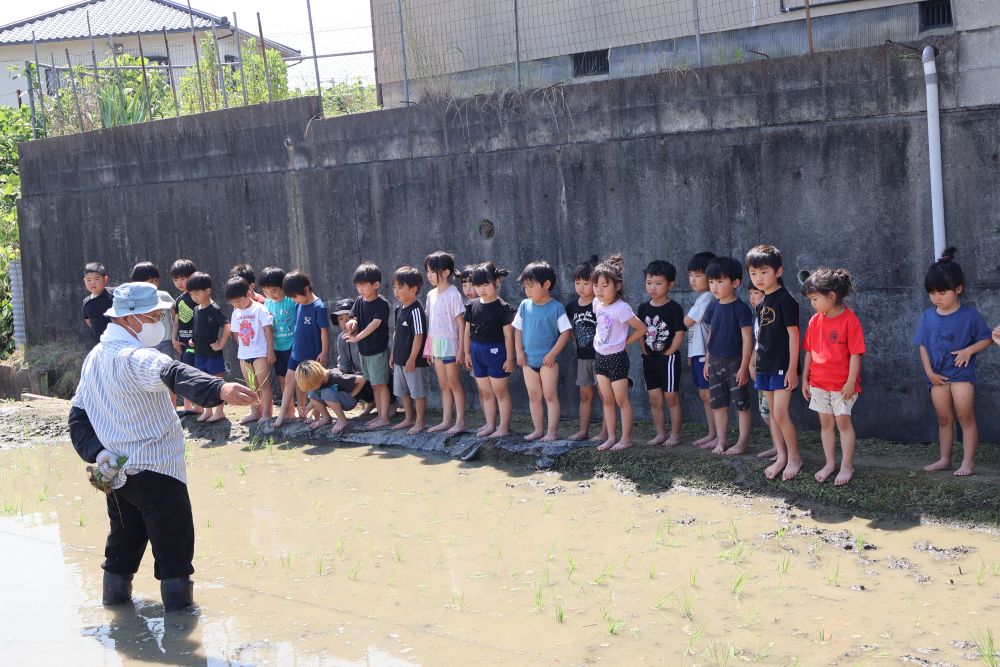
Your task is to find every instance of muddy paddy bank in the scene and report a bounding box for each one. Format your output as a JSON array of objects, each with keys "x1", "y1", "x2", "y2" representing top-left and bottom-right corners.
[{"x1": 1, "y1": 397, "x2": 1000, "y2": 665}]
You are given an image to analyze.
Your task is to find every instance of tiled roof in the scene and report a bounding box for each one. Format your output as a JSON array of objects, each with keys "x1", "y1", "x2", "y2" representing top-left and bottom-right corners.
[{"x1": 0, "y1": 0, "x2": 298, "y2": 55}]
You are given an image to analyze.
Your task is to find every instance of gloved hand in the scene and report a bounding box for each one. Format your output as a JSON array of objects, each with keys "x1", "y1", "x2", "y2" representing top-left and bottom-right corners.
[{"x1": 95, "y1": 450, "x2": 122, "y2": 483}]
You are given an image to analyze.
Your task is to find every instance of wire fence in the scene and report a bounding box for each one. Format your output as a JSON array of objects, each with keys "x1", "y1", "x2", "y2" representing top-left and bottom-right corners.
[{"x1": 9, "y1": 0, "x2": 953, "y2": 135}]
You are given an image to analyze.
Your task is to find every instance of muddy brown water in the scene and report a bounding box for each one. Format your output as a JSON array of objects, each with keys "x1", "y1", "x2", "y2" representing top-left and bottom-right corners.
[{"x1": 1, "y1": 434, "x2": 999, "y2": 666}]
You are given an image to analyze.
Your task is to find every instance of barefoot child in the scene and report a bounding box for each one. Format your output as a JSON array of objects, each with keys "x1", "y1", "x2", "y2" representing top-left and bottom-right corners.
[
  {"x1": 914, "y1": 248, "x2": 992, "y2": 476},
  {"x1": 187, "y1": 272, "x2": 231, "y2": 423},
  {"x1": 565, "y1": 256, "x2": 607, "y2": 441},
  {"x1": 800, "y1": 268, "x2": 865, "y2": 485},
  {"x1": 513, "y1": 260, "x2": 573, "y2": 441},
  {"x1": 702, "y1": 257, "x2": 754, "y2": 455},
  {"x1": 424, "y1": 251, "x2": 467, "y2": 434},
  {"x1": 390, "y1": 266, "x2": 429, "y2": 435},
  {"x1": 592, "y1": 255, "x2": 647, "y2": 451},
  {"x1": 746, "y1": 245, "x2": 802, "y2": 480},
  {"x1": 274, "y1": 271, "x2": 329, "y2": 427},
  {"x1": 260, "y1": 267, "x2": 297, "y2": 412},
  {"x1": 170, "y1": 259, "x2": 202, "y2": 416},
  {"x1": 638, "y1": 260, "x2": 686, "y2": 447},
  {"x1": 344, "y1": 262, "x2": 393, "y2": 430},
  {"x1": 684, "y1": 252, "x2": 718, "y2": 448},
  {"x1": 225, "y1": 277, "x2": 275, "y2": 424},
  {"x1": 295, "y1": 361, "x2": 375, "y2": 434},
  {"x1": 464, "y1": 263, "x2": 516, "y2": 437}
]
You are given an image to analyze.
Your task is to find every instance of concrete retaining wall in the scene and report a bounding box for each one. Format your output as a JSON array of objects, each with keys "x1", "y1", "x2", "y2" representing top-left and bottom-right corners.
[{"x1": 17, "y1": 36, "x2": 1000, "y2": 441}]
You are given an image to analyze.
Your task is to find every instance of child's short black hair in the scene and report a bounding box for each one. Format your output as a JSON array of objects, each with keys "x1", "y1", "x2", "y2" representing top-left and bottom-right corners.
[
  {"x1": 186, "y1": 272, "x2": 213, "y2": 292},
  {"x1": 258, "y1": 266, "x2": 286, "y2": 289},
  {"x1": 282, "y1": 270, "x2": 312, "y2": 297},
  {"x1": 801, "y1": 267, "x2": 854, "y2": 303},
  {"x1": 687, "y1": 252, "x2": 716, "y2": 274},
  {"x1": 643, "y1": 260, "x2": 676, "y2": 282},
  {"x1": 459, "y1": 264, "x2": 476, "y2": 283},
  {"x1": 84, "y1": 262, "x2": 107, "y2": 276},
  {"x1": 924, "y1": 247, "x2": 964, "y2": 293},
  {"x1": 353, "y1": 261, "x2": 382, "y2": 285},
  {"x1": 170, "y1": 259, "x2": 197, "y2": 279},
  {"x1": 706, "y1": 257, "x2": 743, "y2": 283},
  {"x1": 392, "y1": 266, "x2": 423, "y2": 290},
  {"x1": 745, "y1": 244, "x2": 782, "y2": 271},
  {"x1": 424, "y1": 251, "x2": 456, "y2": 277},
  {"x1": 224, "y1": 276, "x2": 251, "y2": 301},
  {"x1": 573, "y1": 255, "x2": 599, "y2": 281},
  {"x1": 130, "y1": 261, "x2": 160, "y2": 282},
  {"x1": 518, "y1": 261, "x2": 557, "y2": 289},
  {"x1": 470, "y1": 262, "x2": 510, "y2": 286},
  {"x1": 230, "y1": 263, "x2": 256, "y2": 286}
]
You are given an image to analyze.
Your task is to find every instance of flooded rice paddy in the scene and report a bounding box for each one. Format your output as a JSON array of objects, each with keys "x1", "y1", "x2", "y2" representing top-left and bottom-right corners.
[{"x1": 1, "y1": 434, "x2": 999, "y2": 666}]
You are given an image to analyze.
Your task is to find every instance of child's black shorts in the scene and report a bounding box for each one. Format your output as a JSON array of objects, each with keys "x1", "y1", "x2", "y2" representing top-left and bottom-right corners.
[
  {"x1": 642, "y1": 354, "x2": 680, "y2": 393},
  {"x1": 594, "y1": 350, "x2": 630, "y2": 382}
]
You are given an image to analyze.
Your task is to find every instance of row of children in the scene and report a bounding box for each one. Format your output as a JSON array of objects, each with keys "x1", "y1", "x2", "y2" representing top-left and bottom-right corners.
[{"x1": 82, "y1": 244, "x2": 1000, "y2": 483}]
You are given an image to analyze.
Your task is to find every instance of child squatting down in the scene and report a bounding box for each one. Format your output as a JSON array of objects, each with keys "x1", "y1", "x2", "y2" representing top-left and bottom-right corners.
[{"x1": 82, "y1": 246, "x2": 1000, "y2": 484}]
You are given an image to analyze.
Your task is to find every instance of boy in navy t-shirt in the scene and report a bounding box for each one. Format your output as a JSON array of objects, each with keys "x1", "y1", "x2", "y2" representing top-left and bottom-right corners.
[
  {"x1": 703, "y1": 257, "x2": 754, "y2": 457},
  {"x1": 274, "y1": 270, "x2": 329, "y2": 427}
]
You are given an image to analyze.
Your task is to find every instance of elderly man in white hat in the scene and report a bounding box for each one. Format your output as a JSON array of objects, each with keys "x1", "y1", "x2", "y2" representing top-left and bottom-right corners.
[{"x1": 69, "y1": 282, "x2": 257, "y2": 611}]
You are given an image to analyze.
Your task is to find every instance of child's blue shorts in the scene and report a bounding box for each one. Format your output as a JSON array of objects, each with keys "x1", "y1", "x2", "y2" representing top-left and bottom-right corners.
[
  {"x1": 194, "y1": 355, "x2": 226, "y2": 376},
  {"x1": 689, "y1": 356, "x2": 710, "y2": 390},
  {"x1": 755, "y1": 372, "x2": 787, "y2": 391},
  {"x1": 470, "y1": 340, "x2": 509, "y2": 379}
]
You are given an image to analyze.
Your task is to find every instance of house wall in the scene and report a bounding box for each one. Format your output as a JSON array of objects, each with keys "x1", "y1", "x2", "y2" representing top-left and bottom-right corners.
[{"x1": 15, "y1": 37, "x2": 1000, "y2": 442}]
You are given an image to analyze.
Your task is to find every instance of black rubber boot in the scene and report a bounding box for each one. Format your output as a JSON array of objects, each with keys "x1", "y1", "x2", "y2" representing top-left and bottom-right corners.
[
  {"x1": 160, "y1": 576, "x2": 194, "y2": 612},
  {"x1": 102, "y1": 571, "x2": 133, "y2": 606}
]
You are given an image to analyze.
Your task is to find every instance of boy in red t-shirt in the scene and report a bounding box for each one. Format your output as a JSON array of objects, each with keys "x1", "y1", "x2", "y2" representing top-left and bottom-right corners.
[{"x1": 800, "y1": 268, "x2": 865, "y2": 486}]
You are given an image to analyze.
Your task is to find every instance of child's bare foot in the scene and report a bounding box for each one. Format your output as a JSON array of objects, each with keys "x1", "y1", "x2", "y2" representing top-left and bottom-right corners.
[
  {"x1": 596, "y1": 437, "x2": 616, "y2": 451},
  {"x1": 694, "y1": 433, "x2": 717, "y2": 448},
  {"x1": 257, "y1": 416, "x2": 272, "y2": 426},
  {"x1": 723, "y1": 443, "x2": 748, "y2": 456},
  {"x1": 196, "y1": 412, "x2": 211, "y2": 423},
  {"x1": 272, "y1": 416, "x2": 285, "y2": 428},
  {"x1": 239, "y1": 413, "x2": 259, "y2": 425},
  {"x1": 567, "y1": 430, "x2": 589, "y2": 441},
  {"x1": 664, "y1": 435, "x2": 682, "y2": 447},
  {"x1": 406, "y1": 422, "x2": 425, "y2": 436},
  {"x1": 834, "y1": 467, "x2": 854, "y2": 485},
  {"x1": 445, "y1": 422, "x2": 466, "y2": 435},
  {"x1": 609, "y1": 439, "x2": 633, "y2": 451},
  {"x1": 711, "y1": 443, "x2": 727, "y2": 455},
  {"x1": 207, "y1": 413, "x2": 227, "y2": 423},
  {"x1": 309, "y1": 417, "x2": 332, "y2": 431},
  {"x1": 427, "y1": 421, "x2": 452, "y2": 433},
  {"x1": 488, "y1": 428, "x2": 511, "y2": 438},
  {"x1": 764, "y1": 459, "x2": 785, "y2": 480},
  {"x1": 366, "y1": 418, "x2": 391, "y2": 431},
  {"x1": 782, "y1": 458, "x2": 804, "y2": 481},
  {"x1": 756, "y1": 447, "x2": 778, "y2": 459},
  {"x1": 814, "y1": 463, "x2": 837, "y2": 483},
  {"x1": 540, "y1": 432, "x2": 559, "y2": 442},
  {"x1": 476, "y1": 424, "x2": 495, "y2": 437},
  {"x1": 954, "y1": 463, "x2": 975, "y2": 477},
  {"x1": 393, "y1": 419, "x2": 414, "y2": 431},
  {"x1": 923, "y1": 458, "x2": 951, "y2": 472},
  {"x1": 646, "y1": 434, "x2": 667, "y2": 446},
  {"x1": 525, "y1": 430, "x2": 545, "y2": 442},
  {"x1": 330, "y1": 420, "x2": 349, "y2": 434}
]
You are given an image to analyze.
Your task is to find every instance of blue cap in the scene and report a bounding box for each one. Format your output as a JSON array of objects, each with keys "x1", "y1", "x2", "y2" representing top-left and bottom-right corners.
[{"x1": 104, "y1": 282, "x2": 172, "y2": 318}]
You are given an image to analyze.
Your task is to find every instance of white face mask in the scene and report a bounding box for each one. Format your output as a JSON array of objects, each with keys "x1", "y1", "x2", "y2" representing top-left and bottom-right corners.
[{"x1": 131, "y1": 316, "x2": 164, "y2": 348}]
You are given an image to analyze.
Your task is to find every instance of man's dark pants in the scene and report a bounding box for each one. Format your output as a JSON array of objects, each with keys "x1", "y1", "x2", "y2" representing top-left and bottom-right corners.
[{"x1": 103, "y1": 471, "x2": 195, "y2": 580}]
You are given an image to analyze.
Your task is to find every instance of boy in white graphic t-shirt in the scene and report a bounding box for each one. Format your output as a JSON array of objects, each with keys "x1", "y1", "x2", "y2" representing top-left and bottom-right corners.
[{"x1": 226, "y1": 277, "x2": 275, "y2": 424}]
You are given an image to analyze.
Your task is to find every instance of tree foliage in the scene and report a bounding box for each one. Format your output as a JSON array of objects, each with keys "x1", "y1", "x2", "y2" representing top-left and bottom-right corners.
[
  {"x1": 178, "y1": 35, "x2": 289, "y2": 112},
  {"x1": 0, "y1": 106, "x2": 32, "y2": 356}
]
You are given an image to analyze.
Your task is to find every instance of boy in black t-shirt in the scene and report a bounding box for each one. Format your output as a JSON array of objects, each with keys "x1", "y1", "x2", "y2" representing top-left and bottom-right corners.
[
  {"x1": 82, "y1": 262, "x2": 113, "y2": 346},
  {"x1": 188, "y1": 272, "x2": 231, "y2": 423},
  {"x1": 637, "y1": 260, "x2": 687, "y2": 447},
  {"x1": 344, "y1": 262, "x2": 392, "y2": 430},
  {"x1": 565, "y1": 256, "x2": 607, "y2": 441},
  {"x1": 746, "y1": 245, "x2": 802, "y2": 482},
  {"x1": 170, "y1": 259, "x2": 202, "y2": 416},
  {"x1": 389, "y1": 266, "x2": 429, "y2": 435}
]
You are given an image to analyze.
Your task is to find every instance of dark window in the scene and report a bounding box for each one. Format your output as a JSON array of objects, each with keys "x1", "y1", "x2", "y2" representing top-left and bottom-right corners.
[
  {"x1": 572, "y1": 49, "x2": 609, "y2": 78},
  {"x1": 919, "y1": 0, "x2": 953, "y2": 31}
]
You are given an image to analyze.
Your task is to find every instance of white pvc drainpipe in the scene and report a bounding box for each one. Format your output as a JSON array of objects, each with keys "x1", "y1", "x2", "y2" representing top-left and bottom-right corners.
[{"x1": 922, "y1": 45, "x2": 946, "y2": 260}]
